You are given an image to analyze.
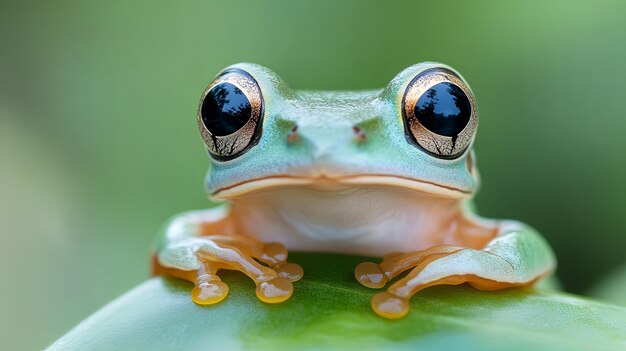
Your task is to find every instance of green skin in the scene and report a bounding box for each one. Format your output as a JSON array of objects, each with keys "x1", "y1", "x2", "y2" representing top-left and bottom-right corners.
[{"x1": 154, "y1": 62, "x2": 556, "y2": 318}]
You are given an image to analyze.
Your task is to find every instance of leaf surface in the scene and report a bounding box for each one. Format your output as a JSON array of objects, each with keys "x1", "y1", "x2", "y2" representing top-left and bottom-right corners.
[{"x1": 48, "y1": 253, "x2": 626, "y2": 351}]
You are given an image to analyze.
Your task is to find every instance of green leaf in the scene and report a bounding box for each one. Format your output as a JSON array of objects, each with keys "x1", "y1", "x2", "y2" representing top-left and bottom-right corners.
[{"x1": 48, "y1": 253, "x2": 626, "y2": 351}]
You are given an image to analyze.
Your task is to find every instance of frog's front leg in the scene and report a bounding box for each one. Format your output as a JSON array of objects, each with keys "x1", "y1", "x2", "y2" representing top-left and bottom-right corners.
[
  {"x1": 152, "y1": 206, "x2": 303, "y2": 305},
  {"x1": 355, "y1": 220, "x2": 556, "y2": 319}
]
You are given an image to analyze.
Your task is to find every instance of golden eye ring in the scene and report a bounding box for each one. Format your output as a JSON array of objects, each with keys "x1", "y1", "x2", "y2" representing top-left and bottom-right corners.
[
  {"x1": 402, "y1": 68, "x2": 478, "y2": 158},
  {"x1": 197, "y1": 69, "x2": 264, "y2": 160}
]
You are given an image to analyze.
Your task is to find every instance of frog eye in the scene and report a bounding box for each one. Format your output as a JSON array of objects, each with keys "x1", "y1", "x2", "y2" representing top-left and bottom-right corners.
[
  {"x1": 198, "y1": 69, "x2": 264, "y2": 160},
  {"x1": 402, "y1": 68, "x2": 478, "y2": 158}
]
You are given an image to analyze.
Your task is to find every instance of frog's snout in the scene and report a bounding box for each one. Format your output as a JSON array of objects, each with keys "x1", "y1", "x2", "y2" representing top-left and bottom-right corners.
[{"x1": 288, "y1": 124, "x2": 366, "y2": 158}]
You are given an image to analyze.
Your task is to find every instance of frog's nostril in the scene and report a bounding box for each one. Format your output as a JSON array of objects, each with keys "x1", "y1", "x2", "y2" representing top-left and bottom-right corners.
[
  {"x1": 353, "y1": 126, "x2": 366, "y2": 143},
  {"x1": 287, "y1": 125, "x2": 299, "y2": 143}
]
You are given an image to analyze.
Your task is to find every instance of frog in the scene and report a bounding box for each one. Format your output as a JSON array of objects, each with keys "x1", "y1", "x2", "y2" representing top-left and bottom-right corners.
[{"x1": 152, "y1": 62, "x2": 556, "y2": 319}]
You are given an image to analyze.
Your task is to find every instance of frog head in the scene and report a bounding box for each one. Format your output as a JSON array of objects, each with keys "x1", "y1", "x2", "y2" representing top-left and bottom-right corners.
[{"x1": 198, "y1": 62, "x2": 479, "y2": 202}]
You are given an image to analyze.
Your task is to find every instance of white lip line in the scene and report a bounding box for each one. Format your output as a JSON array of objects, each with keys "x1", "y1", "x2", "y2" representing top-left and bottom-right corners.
[{"x1": 211, "y1": 174, "x2": 472, "y2": 199}]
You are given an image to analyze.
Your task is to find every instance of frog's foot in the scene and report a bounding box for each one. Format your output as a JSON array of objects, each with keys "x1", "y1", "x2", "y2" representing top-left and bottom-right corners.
[
  {"x1": 356, "y1": 246, "x2": 530, "y2": 319},
  {"x1": 356, "y1": 224, "x2": 555, "y2": 319},
  {"x1": 354, "y1": 246, "x2": 464, "y2": 288},
  {"x1": 366, "y1": 248, "x2": 467, "y2": 319},
  {"x1": 154, "y1": 236, "x2": 303, "y2": 305}
]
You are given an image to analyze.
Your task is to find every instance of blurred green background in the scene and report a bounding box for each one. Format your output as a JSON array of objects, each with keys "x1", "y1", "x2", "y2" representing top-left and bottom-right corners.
[{"x1": 1, "y1": 1, "x2": 626, "y2": 349}]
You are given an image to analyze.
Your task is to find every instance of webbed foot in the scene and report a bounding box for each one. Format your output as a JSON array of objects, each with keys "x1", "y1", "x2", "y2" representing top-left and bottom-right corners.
[
  {"x1": 154, "y1": 235, "x2": 303, "y2": 305},
  {"x1": 355, "y1": 245, "x2": 464, "y2": 318}
]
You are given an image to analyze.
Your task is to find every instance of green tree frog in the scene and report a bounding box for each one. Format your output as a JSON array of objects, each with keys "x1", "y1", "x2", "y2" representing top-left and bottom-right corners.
[{"x1": 153, "y1": 62, "x2": 556, "y2": 319}]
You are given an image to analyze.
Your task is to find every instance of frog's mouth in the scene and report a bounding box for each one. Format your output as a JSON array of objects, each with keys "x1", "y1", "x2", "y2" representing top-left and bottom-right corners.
[{"x1": 211, "y1": 174, "x2": 472, "y2": 200}]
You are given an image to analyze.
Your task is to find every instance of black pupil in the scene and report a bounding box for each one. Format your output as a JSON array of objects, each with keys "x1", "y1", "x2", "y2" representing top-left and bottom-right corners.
[
  {"x1": 201, "y1": 82, "x2": 252, "y2": 136},
  {"x1": 414, "y1": 82, "x2": 471, "y2": 137}
]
